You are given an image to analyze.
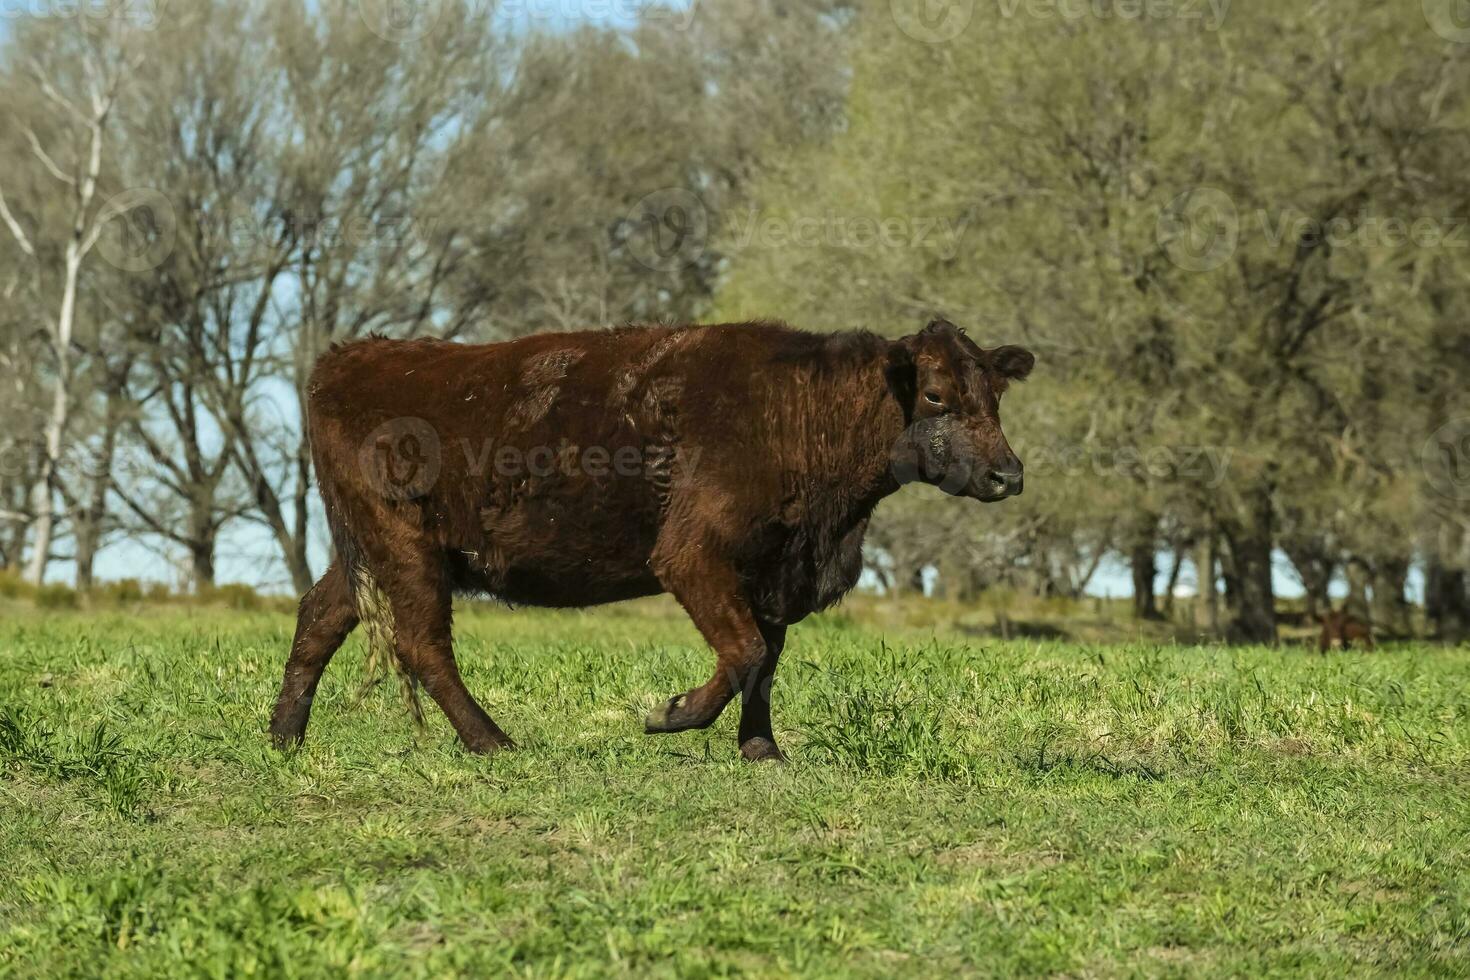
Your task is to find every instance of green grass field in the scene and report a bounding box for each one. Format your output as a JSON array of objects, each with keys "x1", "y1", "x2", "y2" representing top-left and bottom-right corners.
[{"x1": 1, "y1": 601, "x2": 1466, "y2": 977}]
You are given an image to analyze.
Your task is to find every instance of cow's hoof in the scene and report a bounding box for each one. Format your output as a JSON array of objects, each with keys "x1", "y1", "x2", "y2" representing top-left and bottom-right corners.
[
  {"x1": 739, "y1": 737, "x2": 787, "y2": 763},
  {"x1": 268, "y1": 725, "x2": 305, "y2": 751},
  {"x1": 462, "y1": 733, "x2": 516, "y2": 754},
  {"x1": 644, "y1": 695, "x2": 685, "y2": 733}
]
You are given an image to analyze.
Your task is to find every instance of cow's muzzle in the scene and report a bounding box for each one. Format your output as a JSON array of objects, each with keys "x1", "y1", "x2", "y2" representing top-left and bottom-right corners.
[{"x1": 971, "y1": 463, "x2": 1023, "y2": 501}]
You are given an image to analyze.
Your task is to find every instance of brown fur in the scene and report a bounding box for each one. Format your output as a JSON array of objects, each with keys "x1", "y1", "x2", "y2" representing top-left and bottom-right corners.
[
  {"x1": 269, "y1": 319, "x2": 1034, "y2": 760},
  {"x1": 1318, "y1": 610, "x2": 1375, "y2": 653}
]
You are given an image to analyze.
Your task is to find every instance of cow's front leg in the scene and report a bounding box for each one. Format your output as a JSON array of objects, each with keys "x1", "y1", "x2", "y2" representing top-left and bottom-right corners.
[
  {"x1": 737, "y1": 621, "x2": 786, "y2": 762},
  {"x1": 645, "y1": 560, "x2": 768, "y2": 741}
]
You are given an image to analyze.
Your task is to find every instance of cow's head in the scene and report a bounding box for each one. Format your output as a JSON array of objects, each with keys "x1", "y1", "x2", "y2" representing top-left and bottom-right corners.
[{"x1": 888, "y1": 319, "x2": 1034, "y2": 501}]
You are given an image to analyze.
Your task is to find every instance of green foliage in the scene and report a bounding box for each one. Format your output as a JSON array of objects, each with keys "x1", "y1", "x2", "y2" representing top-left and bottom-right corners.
[
  {"x1": 0, "y1": 572, "x2": 36, "y2": 601},
  {"x1": 0, "y1": 577, "x2": 307, "y2": 614},
  {"x1": 0, "y1": 707, "x2": 156, "y2": 820},
  {"x1": 0, "y1": 604, "x2": 1465, "y2": 975},
  {"x1": 804, "y1": 677, "x2": 972, "y2": 781},
  {"x1": 95, "y1": 579, "x2": 147, "y2": 605},
  {"x1": 33, "y1": 583, "x2": 78, "y2": 610},
  {"x1": 197, "y1": 583, "x2": 264, "y2": 612},
  {"x1": 716, "y1": 1, "x2": 1470, "y2": 635}
]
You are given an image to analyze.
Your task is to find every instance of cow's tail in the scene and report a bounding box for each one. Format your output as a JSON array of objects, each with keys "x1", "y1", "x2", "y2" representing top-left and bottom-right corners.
[
  {"x1": 306, "y1": 375, "x2": 423, "y2": 725},
  {"x1": 349, "y1": 564, "x2": 425, "y2": 727}
]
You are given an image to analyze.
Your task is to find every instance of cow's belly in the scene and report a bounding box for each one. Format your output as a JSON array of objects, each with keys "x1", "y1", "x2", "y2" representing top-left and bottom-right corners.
[
  {"x1": 450, "y1": 545, "x2": 663, "y2": 607},
  {"x1": 495, "y1": 563, "x2": 663, "y2": 607},
  {"x1": 453, "y1": 487, "x2": 664, "y2": 608}
]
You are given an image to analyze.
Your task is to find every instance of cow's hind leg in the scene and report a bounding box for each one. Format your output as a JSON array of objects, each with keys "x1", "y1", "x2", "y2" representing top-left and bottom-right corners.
[
  {"x1": 737, "y1": 621, "x2": 787, "y2": 763},
  {"x1": 645, "y1": 561, "x2": 771, "y2": 749},
  {"x1": 377, "y1": 546, "x2": 514, "y2": 754},
  {"x1": 270, "y1": 560, "x2": 359, "y2": 748}
]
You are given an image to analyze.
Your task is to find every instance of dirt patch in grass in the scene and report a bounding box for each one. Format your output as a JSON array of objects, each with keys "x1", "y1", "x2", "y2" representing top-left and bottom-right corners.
[{"x1": 1271, "y1": 736, "x2": 1315, "y2": 757}]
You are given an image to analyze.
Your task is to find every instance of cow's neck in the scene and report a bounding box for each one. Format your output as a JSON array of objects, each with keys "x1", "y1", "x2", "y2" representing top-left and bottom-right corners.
[
  {"x1": 743, "y1": 339, "x2": 913, "y2": 620},
  {"x1": 800, "y1": 344, "x2": 909, "y2": 529}
]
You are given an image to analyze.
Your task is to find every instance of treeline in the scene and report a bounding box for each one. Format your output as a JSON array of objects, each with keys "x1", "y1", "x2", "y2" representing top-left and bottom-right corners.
[
  {"x1": 714, "y1": 1, "x2": 1470, "y2": 642},
  {"x1": 0, "y1": 0, "x2": 847, "y2": 592},
  {"x1": 2, "y1": 1, "x2": 1468, "y2": 643}
]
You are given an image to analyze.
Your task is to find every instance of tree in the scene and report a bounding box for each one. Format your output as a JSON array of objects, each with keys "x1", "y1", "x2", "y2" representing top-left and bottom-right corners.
[
  {"x1": 0, "y1": 17, "x2": 144, "y2": 584},
  {"x1": 715, "y1": 0, "x2": 1470, "y2": 642}
]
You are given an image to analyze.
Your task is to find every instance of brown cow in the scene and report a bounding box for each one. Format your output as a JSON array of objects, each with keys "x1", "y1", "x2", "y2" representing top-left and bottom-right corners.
[
  {"x1": 1318, "y1": 610, "x2": 1375, "y2": 652},
  {"x1": 269, "y1": 319, "x2": 1034, "y2": 761}
]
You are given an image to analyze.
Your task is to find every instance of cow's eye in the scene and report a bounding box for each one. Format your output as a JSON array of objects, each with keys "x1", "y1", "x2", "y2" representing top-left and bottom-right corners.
[{"x1": 924, "y1": 390, "x2": 944, "y2": 406}]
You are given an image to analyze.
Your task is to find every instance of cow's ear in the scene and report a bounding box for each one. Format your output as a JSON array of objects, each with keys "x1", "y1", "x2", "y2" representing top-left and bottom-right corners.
[{"x1": 989, "y1": 345, "x2": 1035, "y2": 381}]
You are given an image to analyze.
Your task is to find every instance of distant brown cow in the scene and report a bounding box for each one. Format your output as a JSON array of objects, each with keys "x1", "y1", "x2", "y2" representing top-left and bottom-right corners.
[
  {"x1": 1318, "y1": 610, "x2": 1374, "y2": 653},
  {"x1": 269, "y1": 319, "x2": 1034, "y2": 761}
]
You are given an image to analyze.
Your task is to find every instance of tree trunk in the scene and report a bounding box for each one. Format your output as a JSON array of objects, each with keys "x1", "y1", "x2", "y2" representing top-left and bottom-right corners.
[
  {"x1": 73, "y1": 418, "x2": 120, "y2": 593},
  {"x1": 73, "y1": 505, "x2": 102, "y2": 593},
  {"x1": 1130, "y1": 541, "x2": 1162, "y2": 621},
  {"x1": 908, "y1": 565, "x2": 927, "y2": 597},
  {"x1": 1343, "y1": 557, "x2": 1372, "y2": 621},
  {"x1": 23, "y1": 94, "x2": 109, "y2": 584},
  {"x1": 1072, "y1": 545, "x2": 1106, "y2": 600},
  {"x1": 288, "y1": 445, "x2": 313, "y2": 593},
  {"x1": 187, "y1": 507, "x2": 217, "y2": 591},
  {"x1": 229, "y1": 424, "x2": 314, "y2": 595},
  {"x1": 1197, "y1": 535, "x2": 1220, "y2": 636},
  {"x1": 962, "y1": 565, "x2": 989, "y2": 602},
  {"x1": 244, "y1": 460, "x2": 313, "y2": 594},
  {"x1": 283, "y1": 536, "x2": 313, "y2": 596},
  {"x1": 1302, "y1": 576, "x2": 1330, "y2": 621},
  {"x1": 1370, "y1": 557, "x2": 1410, "y2": 639},
  {"x1": 1283, "y1": 539, "x2": 1333, "y2": 620},
  {"x1": 1134, "y1": 543, "x2": 1158, "y2": 620},
  {"x1": 1425, "y1": 523, "x2": 1470, "y2": 643},
  {"x1": 1160, "y1": 546, "x2": 1185, "y2": 618},
  {"x1": 1220, "y1": 493, "x2": 1276, "y2": 644},
  {"x1": 1, "y1": 505, "x2": 28, "y2": 572},
  {"x1": 190, "y1": 539, "x2": 216, "y2": 591},
  {"x1": 23, "y1": 360, "x2": 69, "y2": 585},
  {"x1": 1426, "y1": 564, "x2": 1468, "y2": 643}
]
